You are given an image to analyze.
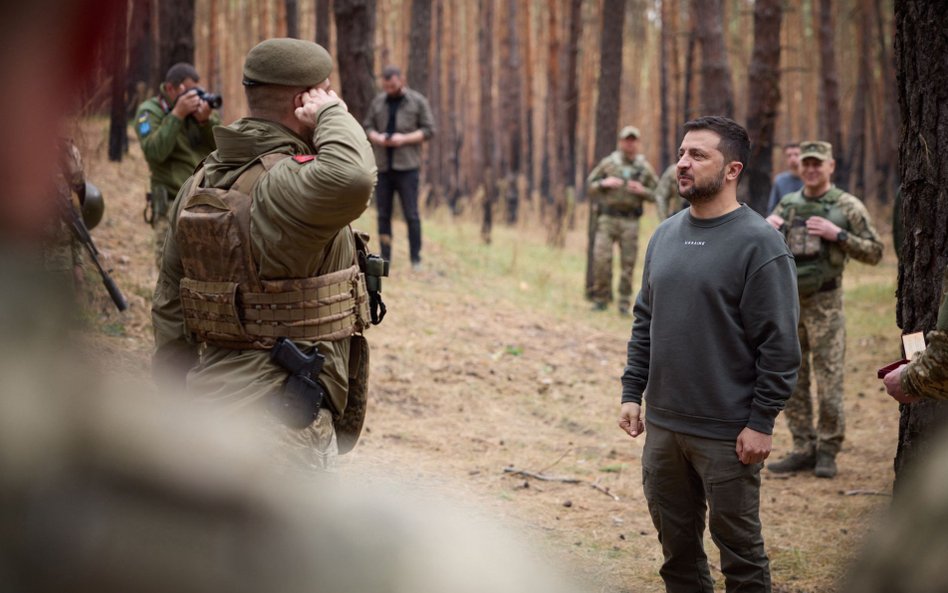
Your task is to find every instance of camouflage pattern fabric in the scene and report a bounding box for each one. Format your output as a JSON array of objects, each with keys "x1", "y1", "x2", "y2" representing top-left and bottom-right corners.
[
  {"x1": 783, "y1": 288, "x2": 846, "y2": 456},
  {"x1": 43, "y1": 139, "x2": 84, "y2": 284},
  {"x1": 654, "y1": 164, "x2": 681, "y2": 220},
  {"x1": 590, "y1": 215, "x2": 639, "y2": 310},
  {"x1": 586, "y1": 150, "x2": 657, "y2": 309},
  {"x1": 902, "y1": 267, "x2": 948, "y2": 400},
  {"x1": 263, "y1": 408, "x2": 338, "y2": 472}
]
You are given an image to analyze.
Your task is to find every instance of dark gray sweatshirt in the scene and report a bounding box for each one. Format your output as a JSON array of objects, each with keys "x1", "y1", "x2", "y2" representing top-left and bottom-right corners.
[{"x1": 621, "y1": 204, "x2": 801, "y2": 440}]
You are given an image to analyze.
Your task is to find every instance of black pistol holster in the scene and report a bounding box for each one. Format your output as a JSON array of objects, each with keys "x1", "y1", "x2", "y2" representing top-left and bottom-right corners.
[{"x1": 269, "y1": 337, "x2": 335, "y2": 429}]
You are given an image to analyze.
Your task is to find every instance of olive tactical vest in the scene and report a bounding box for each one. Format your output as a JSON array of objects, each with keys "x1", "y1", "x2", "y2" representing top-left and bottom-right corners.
[
  {"x1": 781, "y1": 187, "x2": 849, "y2": 297},
  {"x1": 175, "y1": 153, "x2": 370, "y2": 350},
  {"x1": 599, "y1": 152, "x2": 651, "y2": 213}
]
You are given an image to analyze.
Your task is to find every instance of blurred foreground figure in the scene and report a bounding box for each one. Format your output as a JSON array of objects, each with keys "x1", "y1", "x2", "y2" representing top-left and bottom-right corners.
[
  {"x1": 0, "y1": 263, "x2": 582, "y2": 593},
  {"x1": 842, "y1": 428, "x2": 948, "y2": 593}
]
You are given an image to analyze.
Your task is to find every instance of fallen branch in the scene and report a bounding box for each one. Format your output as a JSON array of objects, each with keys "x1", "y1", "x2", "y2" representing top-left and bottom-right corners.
[
  {"x1": 503, "y1": 467, "x2": 621, "y2": 501},
  {"x1": 842, "y1": 489, "x2": 891, "y2": 497},
  {"x1": 503, "y1": 467, "x2": 582, "y2": 483},
  {"x1": 590, "y1": 482, "x2": 620, "y2": 501}
]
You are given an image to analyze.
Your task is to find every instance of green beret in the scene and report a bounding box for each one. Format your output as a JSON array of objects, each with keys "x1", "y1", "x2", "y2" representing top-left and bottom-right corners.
[{"x1": 243, "y1": 38, "x2": 333, "y2": 87}]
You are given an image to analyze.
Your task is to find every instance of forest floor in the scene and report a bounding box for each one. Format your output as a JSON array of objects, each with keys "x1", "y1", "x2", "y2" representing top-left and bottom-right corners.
[{"x1": 77, "y1": 117, "x2": 902, "y2": 593}]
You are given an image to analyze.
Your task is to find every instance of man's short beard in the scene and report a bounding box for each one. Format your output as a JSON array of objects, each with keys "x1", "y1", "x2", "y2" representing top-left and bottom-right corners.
[{"x1": 680, "y1": 165, "x2": 726, "y2": 203}]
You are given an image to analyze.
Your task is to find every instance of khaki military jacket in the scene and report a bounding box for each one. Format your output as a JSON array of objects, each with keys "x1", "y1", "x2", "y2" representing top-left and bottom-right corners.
[
  {"x1": 362, "y1": 87, "x2": 435, "y2": 172},
  {"x1": 902, "y1": 266, "x2": 948, "y2": 400},
  {"x1": 135, "y1": 92, "x2": 220, "y2": 195},
  {"x1": 586, "y1": 151, "x2": 658, "y2": 214},
  {"x1": 152, "y1": 104, "x2": 377, "y2": 414}
]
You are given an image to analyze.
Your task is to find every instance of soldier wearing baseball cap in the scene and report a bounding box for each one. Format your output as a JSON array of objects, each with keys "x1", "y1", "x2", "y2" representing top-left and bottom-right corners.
[
  {"x1": 153, "y1": 37, "x2": 379, "y2": 472},
  {"x1": 766, "y1": 138, "x2": 883, "y2": 478},
  {"x1": 586, "y1": 124, "x2": 657, "y2": 315},
  {"x1": 798, "y1": 140, "x2": 833, "y2": 162}
]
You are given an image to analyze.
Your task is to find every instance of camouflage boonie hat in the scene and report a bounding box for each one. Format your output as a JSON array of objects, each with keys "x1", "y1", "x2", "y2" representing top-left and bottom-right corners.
[
  {"x1": 799, "y1": 140, "x2": 833, "y2": 161},
  {"x1": 243, "y1": 38, "x2": 333, "y2": 87},
  {"x1": 619, "y1": 125, "x2": 641, "y2": 140}
]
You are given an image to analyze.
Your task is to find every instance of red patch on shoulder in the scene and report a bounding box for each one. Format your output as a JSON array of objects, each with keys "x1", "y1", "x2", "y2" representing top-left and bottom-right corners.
[{"x1": 292, "y1": 155, "x2": 316, "y2": 164}]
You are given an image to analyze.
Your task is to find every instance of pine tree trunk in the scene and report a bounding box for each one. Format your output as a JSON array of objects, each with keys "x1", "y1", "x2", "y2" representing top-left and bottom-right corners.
[
  {"x1": 333, "y1": 0, "x2": 377, "y2": 123},
  {"x1": 692, "y1": 0, "x2": 734, "y2": 118},
  {"x1": 408, "y1": 0, "x2": 432, "y2": 96},
  {"x1": 742, "y1": 0, "x2": 782, "y2": 214},
  {"x1": 316, "y1": 0, "x2": 331, "y2": 48},
  {"x1": 479, "y1": 0, "x2": 495, "y2": 243},
  {"x1": 659, "y1": 0, "x2": 672, "y2": 170},
  {"x1": 285, "y1": 0, "x2": 299, "y2": 38},
  {"x1": 158, "y1": 0, "x2": 195, "y2": 78},
  {"x1": 845, "y1": 4, "x2": 870, "y2": 199},
  {"x1": 817, "y1": 0, "x2": 846, "y2": 188},
  {"x1": 893, "y1": 0, "x2": 948, "y2": 487},
  {"x1": 874, "y1": 0, "x2": 899, "y2": 205},
  {"x1": 588, "y1": 0, "x2": 626, "y2": 296},
  {"x1": 127, "y1": 0, "x2": 152, "y2": 115},
  {"x1": 108, "y1": 0, "x2": 129, "y2": 162}
]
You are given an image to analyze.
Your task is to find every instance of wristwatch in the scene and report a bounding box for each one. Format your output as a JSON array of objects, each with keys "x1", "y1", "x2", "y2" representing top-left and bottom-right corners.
[{"x1": 836, "y1": 230, "x2": 849, "y2": 243}]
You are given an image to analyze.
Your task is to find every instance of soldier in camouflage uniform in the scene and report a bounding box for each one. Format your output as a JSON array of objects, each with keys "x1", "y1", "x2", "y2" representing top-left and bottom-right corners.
[
  {"x1": 882, "y1": 265, "x2": 948, "y2": 402},
  {"x1": 42, "y1": 138, "x2": 85, "y2": 294},
  {"x1": 152, "y1": 38, "x2": 378, "y2": 472},
  {"x1": 135, "y1": 63, "x2": 220, "y2": 269},
  {"x1": 765, "y1": 141, "x2": 883, "y2": 478},
  {"x1": 587, "y1": 125, "x2": 658, "y2": 315},
  {"x1": 654, "y1": 163, "x2": 686, "y2": 220}
]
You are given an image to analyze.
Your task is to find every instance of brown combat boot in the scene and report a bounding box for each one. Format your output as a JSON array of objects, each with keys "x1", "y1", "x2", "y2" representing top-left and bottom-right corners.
[
  {"x1": 767, "y1": 450, "x2": 816, "y2": 473},
  {"x1": 813, "y1": 451, "x2": 838, "y2": 478}
]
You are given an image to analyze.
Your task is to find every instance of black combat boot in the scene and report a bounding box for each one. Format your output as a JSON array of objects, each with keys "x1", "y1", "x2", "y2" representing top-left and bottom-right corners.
[
  {"x1": 767, "y1": 450, "x2": 816, "y2": 473},
  {"x1": 813, "y1": 450, "x2": 838, "y2": 478}
]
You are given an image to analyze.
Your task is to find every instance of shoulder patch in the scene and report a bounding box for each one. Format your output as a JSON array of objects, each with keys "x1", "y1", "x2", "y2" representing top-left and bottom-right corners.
[
  {"x1": 292, "y1": 155, "x2": 316, "y2": 164},
  {"x1": 138, "y1": 120, "x2": 151, "y2": 137}
]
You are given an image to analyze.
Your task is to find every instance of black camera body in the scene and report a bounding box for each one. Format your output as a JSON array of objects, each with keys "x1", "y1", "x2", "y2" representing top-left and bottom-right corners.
[{"x1": 193, "y1": 88, "x2": 223, "y2": 109}]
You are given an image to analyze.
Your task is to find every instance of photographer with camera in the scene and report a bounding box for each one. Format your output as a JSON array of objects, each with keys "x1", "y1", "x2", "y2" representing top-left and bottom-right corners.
[{"x1": 135, "y1": 62, "x2": 220, "y2": 268}]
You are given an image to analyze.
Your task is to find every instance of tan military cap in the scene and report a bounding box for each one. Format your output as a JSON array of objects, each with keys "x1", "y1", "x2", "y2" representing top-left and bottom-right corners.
[
  {"x1": 799, "y1": 140, "x2": 833, "y2": 161},
  {"x1": 619, "y1": 125, "x2": 641, "y2": 140},
  {"x1": 243, "y1": 38, "x2": 333, "y2": 87}
]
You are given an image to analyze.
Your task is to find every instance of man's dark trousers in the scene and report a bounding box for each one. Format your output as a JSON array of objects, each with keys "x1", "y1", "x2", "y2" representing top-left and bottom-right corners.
[
  {"x1": 642, "y1": 422, "x2": 771, "y2": 593},
  {"x1": 376, "y1": 168, "x2": 421, "y2": 265}
]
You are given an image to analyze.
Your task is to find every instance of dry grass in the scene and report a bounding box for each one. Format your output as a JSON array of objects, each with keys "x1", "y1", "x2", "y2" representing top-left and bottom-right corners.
[{"x1": 78, "y1": 117, "x2": 900, "y2": 593}]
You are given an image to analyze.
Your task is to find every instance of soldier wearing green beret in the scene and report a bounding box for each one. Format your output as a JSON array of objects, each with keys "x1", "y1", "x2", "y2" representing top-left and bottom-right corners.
[
  {"x1": 152, "y1": 38, "x2": 379, "y2": 471},
  {"x1": 587, "y1": 125, "x2": 658, "y2": 315},
  {"x1": 135, "y1": 63, "x2": 220, "y2": 269},
  {"x1": 766, "y1": 140, "x2": 884, "y2": 478}
]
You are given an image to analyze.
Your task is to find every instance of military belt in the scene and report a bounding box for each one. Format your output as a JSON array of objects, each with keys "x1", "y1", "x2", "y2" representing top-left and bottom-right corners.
[
  {"x1": 599, "y1": 205, "x2": 642, "y2": 219},
  {"x1": 817, "y1": 276, "x2": 842, "y2": 293}
]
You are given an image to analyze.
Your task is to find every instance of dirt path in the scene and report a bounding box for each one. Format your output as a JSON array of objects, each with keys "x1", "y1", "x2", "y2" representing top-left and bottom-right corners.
[{"x1": 80, "y1": 119, "x2": 900, "y2": 593}]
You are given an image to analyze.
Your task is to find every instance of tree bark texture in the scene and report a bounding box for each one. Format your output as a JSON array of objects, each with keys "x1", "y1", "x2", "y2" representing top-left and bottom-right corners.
[
  {"x1": 692, "y1": 0, "x2": 734, "y2": 118},
  {"x1": 127, "y1": 0, "x2": 152, "y2": 114},
  {"x1": 316, "y1": 0, "x2": 331, "y2": 48},
  {"x1": 742, "y1": 0, "x2": 782, "y2": 214},
  {"x1": 844, "y1": 3, "x2": 871, "y2": 198},
  {"x1": 593, "y1": 0, "x2": 626, "y2": 162},
  {"x1": 158, "y1": 0, "x2": 195, "y2": 80},
  {"x1": 285, "y1": 0, "x2": 300, "y2": 38},
  {"x1": 408, "y1": 0, "x2": 432, "y2": 96},
  {"x1": 479, "y1": 0, "x2": 495, "y2": 243},
  {"x1": 108, "y1": 0, "x2": 129, "y2": 162},
  {"x1": 333, "y1": 0, "x2": 377, "y2": 123},
  {"x1": 893, "y1": 0, "x2": 948, "y2": 486},
  {"x1": 659, "y1": 0, "x2": 671, "y2": 170},
  {"x1": 817, "y1": 0, "x2": 846, "y2": 188}
]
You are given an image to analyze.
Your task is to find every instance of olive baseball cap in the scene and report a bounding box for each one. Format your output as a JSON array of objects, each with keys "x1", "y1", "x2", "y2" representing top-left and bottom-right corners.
[
  {"x1": 619, "y1": 125, "x2": 641, "y2": 140},
  {"x1": 242, "y1": 38, "x2": 333, "y2": 87},
  {"x1": 799, "y1": 140, "x2": 833, "y2": 161}
]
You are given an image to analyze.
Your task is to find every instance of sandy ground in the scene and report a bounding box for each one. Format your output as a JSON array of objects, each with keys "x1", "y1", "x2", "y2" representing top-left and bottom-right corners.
[{"x1": 77, "y1": 118, "x2": 901, "y2": 593}]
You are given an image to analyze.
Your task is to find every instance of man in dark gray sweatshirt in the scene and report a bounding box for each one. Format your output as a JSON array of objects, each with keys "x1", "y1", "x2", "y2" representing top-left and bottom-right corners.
[{"x1": 618, "y1": 116, "x2": 801, "y2": 593}]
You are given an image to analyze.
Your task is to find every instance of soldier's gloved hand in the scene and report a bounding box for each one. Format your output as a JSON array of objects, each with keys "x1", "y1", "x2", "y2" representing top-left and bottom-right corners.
[{"x1": 295, "y1": 88, "x2": 344, "y2": 127}]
